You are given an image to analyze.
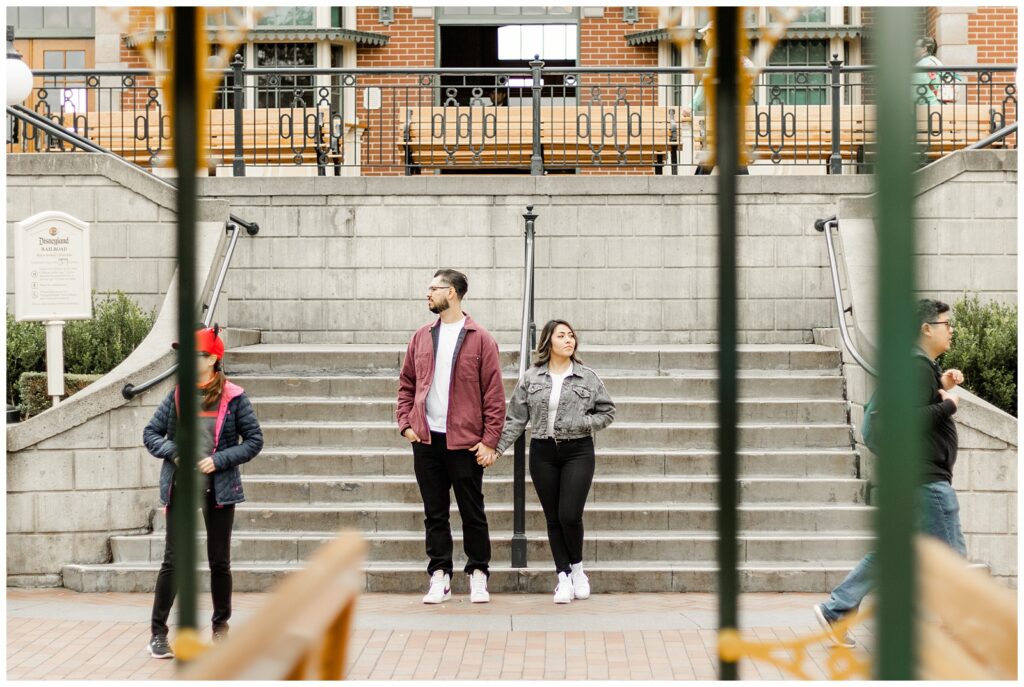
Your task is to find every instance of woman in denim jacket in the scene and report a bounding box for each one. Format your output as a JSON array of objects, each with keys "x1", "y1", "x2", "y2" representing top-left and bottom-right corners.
[{"x1": 494, "y1": 320, "x2": 615, "y2": 603}]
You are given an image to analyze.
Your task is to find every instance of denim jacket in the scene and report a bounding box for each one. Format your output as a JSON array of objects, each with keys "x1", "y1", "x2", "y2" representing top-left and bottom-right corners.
[{"x1": 495, "y1": 362, "x2": 615, "y2": 454}]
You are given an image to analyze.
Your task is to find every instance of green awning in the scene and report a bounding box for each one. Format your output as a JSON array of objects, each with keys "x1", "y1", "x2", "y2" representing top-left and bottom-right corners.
[
  {"x1": 124, "y1": 27, "x2": 390, "y2": 49},
  {"x1": 625, "y1": 25, "x2": 864, "y2": 47}
]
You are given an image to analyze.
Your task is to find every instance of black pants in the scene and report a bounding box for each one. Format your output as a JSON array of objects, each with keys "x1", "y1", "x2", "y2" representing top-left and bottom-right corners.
[
  {"x1": 695, "y1": 165, "x2": 750, "y2": 175},
  {"x1": 530, "y1": 436, "x2": 595, "y2": 574},
  {"x1": 413, "y1": 431, "x2": 491, "y2": 577},
  {"x1": 151, "y1": 487, "x2": 235, "y2": 637}
]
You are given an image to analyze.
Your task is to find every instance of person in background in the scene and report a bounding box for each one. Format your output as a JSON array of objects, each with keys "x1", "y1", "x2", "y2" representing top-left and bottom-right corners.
[
  {"x1": 144, "y1": 325, "x2": 264, "y2": 659},
  {"x1": 812, "y1": 299, "x2": 966, "y2": 648},
  {"x1": 397, "y1": 269, "x2": 506, "y2": 605},
  {"x1": 493, "y1": 320, "x2": 616, "y2": 604}
]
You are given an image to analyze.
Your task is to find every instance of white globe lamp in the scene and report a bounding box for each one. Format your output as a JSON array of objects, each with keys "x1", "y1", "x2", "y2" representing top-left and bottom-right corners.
[{"x1": 7, "y1": 25, "x2": 34, "y2": 107}]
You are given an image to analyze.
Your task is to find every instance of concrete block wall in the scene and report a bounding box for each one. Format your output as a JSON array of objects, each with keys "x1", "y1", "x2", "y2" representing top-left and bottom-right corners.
[
  {"x1": 6, "y1": 378, "x2": 171, "y2": 587},
  {"x1": 6, "y1": 156, "x2": 184, "y2": 315},
  {"x1": 200, "y1": 175, "x2": 875, "y2": 345},
  {"x1": 821, "y1": 149, "x2": 1018, "y2": 586}
]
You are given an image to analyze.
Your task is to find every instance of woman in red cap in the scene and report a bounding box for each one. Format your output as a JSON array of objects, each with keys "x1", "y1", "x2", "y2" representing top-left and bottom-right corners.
[{"x1": 142, "y1": 325, "x2": 263, "y2": 659}]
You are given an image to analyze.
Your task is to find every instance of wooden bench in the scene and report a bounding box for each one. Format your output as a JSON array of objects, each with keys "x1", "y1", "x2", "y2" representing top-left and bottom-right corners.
[
  {"x1": 693, "y1": 104, "x2": 1004, "y2": 170},
  {"x1": 400, "y1": 105, "x2": 536, "y2": 170},
  {"x1": 541, "y1": 105, "x2": 688, "y2": 169},
  {"x1": 9, "y1": 107, "x2": 363, "y2": 173},
  {"x1": 206, "y1": 107, "x2": 336, "y2": 170},
  {"x1": 400, "y1": 105, "x2": 689, "y2": 172}
]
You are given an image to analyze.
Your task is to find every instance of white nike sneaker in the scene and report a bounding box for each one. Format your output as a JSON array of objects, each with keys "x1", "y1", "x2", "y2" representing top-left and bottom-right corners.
[
  {"x1": 570, "y1": 562, "x2": 590, "y2": 599},
  {"x1": 423, "y1": 570, "x2": 451, "y2": 604},
  {"x1": 554, "y1": 571, "x2": 574, "y2": 604},
  {"x1": 469, "y1": 569, "x2": 490, "y2": 603}
]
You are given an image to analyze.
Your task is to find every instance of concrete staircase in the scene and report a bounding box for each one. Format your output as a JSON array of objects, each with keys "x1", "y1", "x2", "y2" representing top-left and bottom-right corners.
[{"x1": 62, "y1": 344, "x2": 873, "y2": 593}]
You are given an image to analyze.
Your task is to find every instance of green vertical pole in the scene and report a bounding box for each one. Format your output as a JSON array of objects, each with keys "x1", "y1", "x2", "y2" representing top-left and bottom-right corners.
[
  {"x1": 714, "y1": 7, "x2": 740, "y2": 682},
  {"x1": 874, "y1": 7, "x2": 920, "y2": 680},
  {"x1": 172, "y1": 6, "x2": 199, "y2": 660}
]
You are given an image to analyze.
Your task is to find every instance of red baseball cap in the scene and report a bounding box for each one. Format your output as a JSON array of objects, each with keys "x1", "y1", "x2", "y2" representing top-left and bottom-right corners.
[{"x1": 172, "y1": 326, "x2": 225, "y2": 361}]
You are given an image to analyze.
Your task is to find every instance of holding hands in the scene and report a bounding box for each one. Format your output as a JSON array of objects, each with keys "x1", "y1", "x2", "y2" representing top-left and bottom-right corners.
[{"x1": 471, "y1": 442, "x2": 498, "y2": 468}]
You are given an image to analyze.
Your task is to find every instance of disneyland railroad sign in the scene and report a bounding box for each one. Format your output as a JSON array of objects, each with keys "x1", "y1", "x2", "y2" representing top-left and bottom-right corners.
[{"x1": 15, "y1": 211, "x2": 92, "y2": 322}]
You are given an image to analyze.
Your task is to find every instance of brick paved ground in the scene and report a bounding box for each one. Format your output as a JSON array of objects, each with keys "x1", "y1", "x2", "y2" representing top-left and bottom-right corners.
[{"x1": 7, "y1": 588, "x2": 876, "y2": 680}]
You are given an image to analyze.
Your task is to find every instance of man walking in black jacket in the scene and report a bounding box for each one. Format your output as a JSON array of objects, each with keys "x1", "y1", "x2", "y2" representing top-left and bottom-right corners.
[{"x1": 812, "y1": 298, "x2": 966, "y2": 647}]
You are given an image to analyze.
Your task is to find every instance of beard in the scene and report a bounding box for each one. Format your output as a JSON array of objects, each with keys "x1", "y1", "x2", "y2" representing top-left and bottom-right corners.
[{"x1": 429, "y1": 298, "x2": 450, "y2": 314}]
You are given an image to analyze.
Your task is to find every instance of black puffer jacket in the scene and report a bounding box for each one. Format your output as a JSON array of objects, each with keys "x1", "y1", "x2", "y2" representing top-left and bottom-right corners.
[{"x1": 143, "y1": 381, "x2": 263, "y2": 506}]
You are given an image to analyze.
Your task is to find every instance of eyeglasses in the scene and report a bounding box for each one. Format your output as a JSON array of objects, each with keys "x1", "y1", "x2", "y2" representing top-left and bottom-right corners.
[
  {"x1": 927, "y1": 320, "x2": 955, "y2": 330},
  {"x1": 427, "y1": 285, "x2": 452, "y2": 293}
]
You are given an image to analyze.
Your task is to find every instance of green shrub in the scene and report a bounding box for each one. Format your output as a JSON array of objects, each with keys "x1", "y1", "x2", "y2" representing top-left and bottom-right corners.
[
  {"x1": 63, "y1": 291, "x2": 157, "y2": 375},
  {"x1": 5, "y1": 291, "x2": 156, "y2": 408},
  {"x1": 6, "y1": 315, "x2": 45, "y2": 406},
  {"x1": 940, "y1": 293, "x2": 1017, "y2": 417},
  {"x1": 17, "y1": 372, "x2": 102, "y2": 419}
]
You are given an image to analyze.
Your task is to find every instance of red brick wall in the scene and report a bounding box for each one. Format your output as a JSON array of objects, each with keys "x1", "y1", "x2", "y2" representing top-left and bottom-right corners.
[
  {"x1": 578, "y1": 7, "x2": 658, "y2": 67},
  {"x1": 119, "y1": 8, "x2": 158, "y2": 113},
  {"x1": 577, "y1": 7, "x2": 660, "y2": 174},
  {"x1": 355, "y1": 7, "x2": 435, "y2": 175},
  {"x1": 968, "y1": 7, "x2": 1018, "y2": 64}
]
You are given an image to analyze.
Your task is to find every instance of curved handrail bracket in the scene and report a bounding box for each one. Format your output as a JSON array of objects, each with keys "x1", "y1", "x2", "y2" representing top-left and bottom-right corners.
[{"x1": 815, "y1": 215, "x2": 879, "y2": 378}]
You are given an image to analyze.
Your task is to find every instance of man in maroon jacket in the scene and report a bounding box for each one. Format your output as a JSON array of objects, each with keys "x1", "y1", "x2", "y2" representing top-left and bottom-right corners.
[{"x1": 396, "y1": 269, "x2": 506, "y2": 604}]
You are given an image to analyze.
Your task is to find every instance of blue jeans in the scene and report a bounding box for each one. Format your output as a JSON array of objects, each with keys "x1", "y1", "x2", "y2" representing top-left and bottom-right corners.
[{"x1": 821, "y1": 480, "x2": 966, "y2": 621}]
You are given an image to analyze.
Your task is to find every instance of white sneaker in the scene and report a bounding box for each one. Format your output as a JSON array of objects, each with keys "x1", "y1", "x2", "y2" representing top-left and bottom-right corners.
[
  {"x1": 469, "y1": 569, "x2": 490, "y2": 603},
  {"x1": 422, "y1": 570, "x2": 451, "y2": 604},
  {"x1": 570, "y1": 562, "x2": 590, "y2": 599},
  {"x1": 554, "y1": 571, "x2": 574, "y2": 604}
]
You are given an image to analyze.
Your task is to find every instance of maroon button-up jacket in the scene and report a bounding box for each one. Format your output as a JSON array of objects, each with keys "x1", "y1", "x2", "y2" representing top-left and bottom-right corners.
[{"x1": 396, "y1": 314, "x2": 506, "y2": 450}]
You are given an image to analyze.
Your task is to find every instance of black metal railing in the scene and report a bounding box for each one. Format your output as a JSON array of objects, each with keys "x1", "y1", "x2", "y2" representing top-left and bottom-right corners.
[
  {"x1": 511, "y1": 205, "x2": 538, "y2": 568},
  {"x1": 814, "y1": 215, "x2": 879, "y2": 377},
  {"x1": 5, "y1": 105, "x2": 261, "y2": 400},
  {"x1": 7, "y1": 61, "x2": 1016, "y2": 175},
  {"x1": 121, "y1": 215, "x2": 260, "y2": 401}
]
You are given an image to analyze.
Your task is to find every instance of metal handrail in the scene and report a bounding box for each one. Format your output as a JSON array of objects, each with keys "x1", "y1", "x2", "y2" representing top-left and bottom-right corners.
[
  {"x1": 511, "y1": 205, "x2": 538, "y2": 568},
  {"x1": 966, "y1": 121, "x2": 1018, "y2": 150},
  {"x1": 121, "y1": 215, "x2": 259, "y2": 400},
  {"x1": 5, "y1": 105, "x2": 260, "y2": 400},
  {"x1": 814, "y1": 215, "x2": 879, "y2": 377},
  {"x1": 27, "y1": 64, "x2": 1018, "y2": 77}
]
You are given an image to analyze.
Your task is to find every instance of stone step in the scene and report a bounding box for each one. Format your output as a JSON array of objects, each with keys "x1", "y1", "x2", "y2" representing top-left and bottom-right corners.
[
  {"x1": 243, "y1": 448, "x2": 859, "y2": 478},
  {"x1": 111, "y1": 531, "x2": 873, "y2": 565},
  {"x1": 257, "y1": 421, "x2": 853, "y2": 451},
  {"x1": 153, "y1": 503, "x2": 874, "y2": 533},
  {"x1": 226, "y1": 344, "x2": 841, "y2": 375},
  {"x1": 62, "y1": 560, "x2": 863, "y2": 593},
  {"x1": 230, "y1": 373, "x2": 845, "y2": 401},
  {"x1": 233, "y1": 476, "x2": 867, "y2": 506},
  {"x1": 250, "y1": 397, "x2": 849, "y2": 425}
]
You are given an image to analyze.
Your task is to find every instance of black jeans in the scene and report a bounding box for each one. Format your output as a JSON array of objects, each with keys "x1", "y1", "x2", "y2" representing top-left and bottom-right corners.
[
  {"x1": 529, "y1": 436, "x2": 595, "y2": 574},
  {"x1": 413, "y1": 431, "x2": 491, "y2": 577},
  {"x1": 151, "y1": 486, "x2": 235, "y2": 637}
]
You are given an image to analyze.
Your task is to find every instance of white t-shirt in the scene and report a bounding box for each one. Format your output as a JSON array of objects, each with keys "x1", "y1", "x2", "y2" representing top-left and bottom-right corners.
[
  {"x1": 546, "y1": 364, "x2": 573, "y2": 436},
  {"x1": 425, "y1": 317, "x2": 466, "y2": 433}
]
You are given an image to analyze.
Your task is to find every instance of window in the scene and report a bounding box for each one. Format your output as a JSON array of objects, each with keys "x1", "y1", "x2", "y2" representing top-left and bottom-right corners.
[
  {"x1": 8, "y1": 5, "x2": 94, "y2": 37},
  {"x1": 331, "y1": 7, "x2": 345, "y2": 29},
  {"x1": 766, "y1": 40, "x2": 829, "y2": 105},
  {"x1": 497, "y1": 24, "x2": 576, "y2": 61},
  {"x1": 792, "y1": 7, "x2": 828, "y2": 24},
  {"x1": 256, "y1": 7, "x2": 316, "y2": 28},
  {"x1": 206, "y1": 8, "x2": 245, "y2": 27},
  {"x1": 40, "y1": 49, "x2": 88, "y2": 113},
  {"x1": 256, "y1": 43, "x2": 316, "y2": 108},
  {"x1": 210, "y1": 45, "x2": 245, "y2": 110}
]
